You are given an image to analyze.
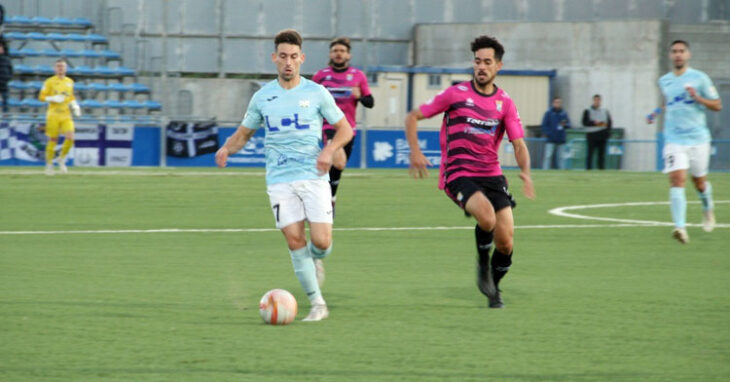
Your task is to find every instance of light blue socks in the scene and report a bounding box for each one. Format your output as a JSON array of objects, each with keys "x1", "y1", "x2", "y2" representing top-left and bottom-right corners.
[
  {"x1": 289, "y1": 246, "x2": 322, "y2": 304},
  {"x1": 697, "y1": 182, "x2": 714, "y2": 212},
  {"x1": 670, "y1": 187, "x2": 686, "y2": 228},
  {"x1": 308, "y1": 240, "x2": 332, "y2": 259}
]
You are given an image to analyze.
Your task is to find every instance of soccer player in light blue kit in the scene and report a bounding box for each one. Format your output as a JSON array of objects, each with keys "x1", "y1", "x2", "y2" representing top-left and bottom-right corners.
[
  {"x1": 647, "y1": 40, "x2": 722, "y2": 243},
  {"x1": 215, "y1": 29, "x2": 353, "y2": 321}
]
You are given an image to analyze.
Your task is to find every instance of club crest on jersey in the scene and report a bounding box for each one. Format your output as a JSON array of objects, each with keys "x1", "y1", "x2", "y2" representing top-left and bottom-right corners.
[
  {"x1": 466, "y1": 98, "x2": 474, "y2": 106},
  {"x1": 457, "y1": 85, "x2": 468, "y2": 91},
  {"x1": 495, "y1": 100, "x2": 503, "y2": 112},
  {"x1": 347, "y1": 74, "x2": 353, "y2": 81},
  {"x1": 326, "y1": 75, "x2": 332, "y2": 80},
  {"x1": 299, "y1": 100, "x2": 310, "y2": 108}
]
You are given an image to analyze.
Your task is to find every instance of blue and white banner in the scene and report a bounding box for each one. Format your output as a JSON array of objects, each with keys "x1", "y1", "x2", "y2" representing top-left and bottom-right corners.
[
  {"x1": 0, "y1": 120, "x2": 134, "y2": 166},
  {"x1": 0, "y1": 120, "x2": 63, "y2": 162},
  {"x1": 366, "y1": 130, "x2": 441, "y2": 168},
  {"x1": 75, "y1": 123, "x2": 134, "y2": 167}
]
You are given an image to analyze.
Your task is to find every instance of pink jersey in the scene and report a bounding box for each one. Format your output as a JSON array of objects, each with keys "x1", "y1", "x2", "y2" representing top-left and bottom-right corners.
[
  {"x1": 419, "y1": 81, "x2": 524, "y2": 190},
  {"x1": 312, "y1": 66, "x2": 371, "y2": 134}
]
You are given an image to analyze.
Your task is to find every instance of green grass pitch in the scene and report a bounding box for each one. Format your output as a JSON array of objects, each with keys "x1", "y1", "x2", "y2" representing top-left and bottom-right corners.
[{"x1": 1, "y1": 167, "x2": 728, "y2": 381}]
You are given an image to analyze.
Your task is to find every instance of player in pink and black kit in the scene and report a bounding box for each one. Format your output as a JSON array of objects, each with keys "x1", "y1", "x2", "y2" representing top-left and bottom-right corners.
[
  {"x1": 405, "y1": 35, "x2": 535, "y2": 308},
  {"x1": 313, "y1": 37, "x2": 374, "y2": 213}
]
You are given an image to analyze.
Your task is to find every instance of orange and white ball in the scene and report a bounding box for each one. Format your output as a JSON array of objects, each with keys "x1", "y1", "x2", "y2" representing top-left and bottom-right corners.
[{"x1": 259, "y1": 289, "x2": 298, "y2": 325}]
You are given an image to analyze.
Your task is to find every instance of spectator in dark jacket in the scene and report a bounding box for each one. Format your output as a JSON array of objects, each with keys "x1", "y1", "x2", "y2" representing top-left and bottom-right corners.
[
  {"x1": 0, "y1": 43, "x2": 13, "y2": 113},
  {"x1": 582, "y1": 94, "x2": 612, "y2": 170},
  {"x1": 541, "y1": 96, "x2": 571, "y2": 169}
]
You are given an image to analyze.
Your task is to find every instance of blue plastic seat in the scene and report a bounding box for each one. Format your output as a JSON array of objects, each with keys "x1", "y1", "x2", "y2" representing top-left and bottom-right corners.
[
  {"x1": 21, "y1": 98, "x2": 45, "y2": 108},
  {"x1": 8, "y1": 81, "x2": 28, "y2": 90},
  {"x1": 79, "y1": 99, "x2": 104, "y2": 108},
  {"x1": 107, "y1": 83, "x2": 128, "y2": 92},
  {"x1": 66, "y1": 33, "x2": 87, "y2": 42},
  {"x1": 69, "y1": 65, "x2": 95, "y2": 76},
  {"x1": 46, "y1": 32, "x2": 69, "y2": 41},
  {"x1": 52, "y1": 17, "x2": 74, "y2": 26},
  {"x1": 143, "y1": 100, "x2": 162, "y2": 110},
  {"x1": 31, "y1": 16, "x2": 53, "y2": 25},
  {"x1": 27, "y1": 81, "x2": 44, "y2": 90},
  {"x1": 8, "y1": 48, "x2": 23, "y2": 57},
  {"x1": 42, "y1": 49, "x2": 63, "y2": 57},
  {"x1": 6, "y1": 16, "x2": 33, "y2": 25},
  {"x1": 121, "y1": 100, "x2": 144, "y2": 109},
  {"x1": 80, "y1": 49, "x2": 102, "y2": 58},
  {"x1": 8, "y1": 98, "x2": 23, "y2": 107},
  {"x1": 94, "y1": 66, "x2": 116, "y2": 76},
  {"x1": 74, "y1": 83, "x2": 90, "y2": 91},
  {"x1": 36, "y1": 65, "x2": 55, "y2": 75},
  {"x1": 87, "y1": 34, "x2": 107, "y2": 43},
  {"x1": 130, "y1": 83, "x2": 150, "y2": 93},
  {"x1": 20, "y1": 48, "x2": 42, "y2": 57},
  {"x1": 100, "y1": 50, "x2": 121, "y2": 59},
  {"x1": 27, "y1": 32, "x2": 47, "y2": 40},
  {"x1": 115, "y1": 67, "x2": 136, "y2": 76},
  {"x1": 88, "y1": 83, "x2": 109, "y2": 91},
  {"x1": 104, "y1": 100, "x2": 123, "y2": 109},
  {"x1": 59, "y1": 49, "x2": 82, "y2": 58},
  {"x1": 4, "y1": 32, "x2": 28, "y2": 40},
  {"x1": 71, "y1": 18, "x2": 93, "y2": 27},
  {"x1": 13, "y1": 64, "x2": 34, "y2": 74}
]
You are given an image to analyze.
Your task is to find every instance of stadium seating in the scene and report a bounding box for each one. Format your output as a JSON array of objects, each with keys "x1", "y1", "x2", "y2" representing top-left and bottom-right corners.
[
  {"x1": 3, "y1": 32, "x2": 107, "y2": 43},
  {"x1": 4, "y1": 14, "x2": 163, "y2": 115}
]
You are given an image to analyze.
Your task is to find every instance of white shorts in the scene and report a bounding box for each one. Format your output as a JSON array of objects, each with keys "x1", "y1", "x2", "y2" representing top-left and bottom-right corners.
[
  {"x1": 266, "y1": 179, "x2": 333, "y2": 229},
  {"x1": 662, "y1": 142, "x2": 710, "y2": 177}
]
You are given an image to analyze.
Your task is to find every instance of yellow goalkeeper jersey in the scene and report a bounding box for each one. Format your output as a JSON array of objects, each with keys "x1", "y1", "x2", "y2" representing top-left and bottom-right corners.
[{"x1": 39, "y1": 75, "x2": 76, "y2": 117}]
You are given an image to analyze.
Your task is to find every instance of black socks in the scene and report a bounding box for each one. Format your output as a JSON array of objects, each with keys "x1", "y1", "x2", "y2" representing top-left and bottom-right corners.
[{"x1": 491, "y1": 249, "x2": 512, "y2": 287}]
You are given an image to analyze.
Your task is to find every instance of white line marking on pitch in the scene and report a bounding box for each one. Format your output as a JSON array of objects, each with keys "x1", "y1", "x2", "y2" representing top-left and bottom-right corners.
[
  {"x1": 0, "y1": 223, "x2": 698, "y2": 235},
  {"x1": 0, "y1": 169, "x2": 375, "y2": 177},
  {"x1": 1, "y1": 201, "x2": 726, "y2": 236},
  {"x1": 549, "y1": 200, "x2": 730, "y2": 228}
]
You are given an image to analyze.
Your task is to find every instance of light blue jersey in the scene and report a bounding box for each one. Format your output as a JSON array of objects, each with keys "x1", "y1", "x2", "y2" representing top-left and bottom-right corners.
[
  {"x1": 659, "y1": 67, "x2": 720, "y2": 145},
  {"x1": 242, "y1": 77, "x2": 345, "y2": 185}
]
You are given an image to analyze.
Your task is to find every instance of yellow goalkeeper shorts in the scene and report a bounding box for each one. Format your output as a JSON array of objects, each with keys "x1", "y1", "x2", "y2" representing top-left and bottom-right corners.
[{"x1": 45, "y1": 115, "x2": 75, "y2": 138}]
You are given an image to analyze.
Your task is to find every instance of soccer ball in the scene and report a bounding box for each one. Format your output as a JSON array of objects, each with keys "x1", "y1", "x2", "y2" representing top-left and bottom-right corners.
[{"x1": 259, "y1": 289, "x2": 298, "y2": 325}]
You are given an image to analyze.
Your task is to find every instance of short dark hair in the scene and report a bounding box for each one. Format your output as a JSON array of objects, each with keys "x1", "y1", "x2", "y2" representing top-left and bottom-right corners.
[
  {"x1": 593, "y1": 94, "x2": 601, "y2": 98},
  {"x1": 55, "y1": 58, "x2": 67, "y2": 65},
  {"x1": 671, "y1": 39, "x2": 690, "y2": 49},
  {"x1": 274, "y1": 29, "x2": 302, "y2": 50},
  {"x1": 552, "y1": 96, "x2": 561, "y2": 101},
  {"x1": 330, "y1": 37, "x2": 351, "y2": 51},
  {"x1": 470, "y1": 35, "x2": 505, "y2": 61}
]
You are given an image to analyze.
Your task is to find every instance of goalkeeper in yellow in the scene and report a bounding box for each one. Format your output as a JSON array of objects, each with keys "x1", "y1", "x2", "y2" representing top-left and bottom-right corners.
[{"x1": 39, "y1": 59, "x2": 81, "y2": 175}]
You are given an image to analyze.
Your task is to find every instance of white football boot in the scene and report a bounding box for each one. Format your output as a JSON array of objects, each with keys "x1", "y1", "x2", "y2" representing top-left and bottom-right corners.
[
  {"x1": 58, "y1": 156, "x2": 68, "y2": 174},
  {"x1": 44, "y1": 163, "x2": 55, "y2": 176},
  {"x1": 314, "y1": 259, "x2": 325, "y2": 288},
  {"x1": 672, "y1": 228, "x2": 689, "y2": 244},
  {"x1": 302, "y1": 304, "x2": 329, "y2": 322},
  {"x1": 702, "y1": 210, "x2": 715, "y2": 233}
]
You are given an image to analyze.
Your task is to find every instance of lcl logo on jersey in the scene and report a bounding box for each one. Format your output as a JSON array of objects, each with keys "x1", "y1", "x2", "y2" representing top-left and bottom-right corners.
[{"x1": 265, "y1": 114, "x2": 310, "y2": 132}]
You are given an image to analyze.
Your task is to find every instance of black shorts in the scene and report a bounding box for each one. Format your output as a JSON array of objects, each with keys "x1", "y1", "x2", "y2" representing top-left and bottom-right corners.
[
  {"x1": 445, "y1": 176, "x2": 516, "y2": 213},
  {"x1": 323, "y1": 129, "x2": 355, "y2": 160}
]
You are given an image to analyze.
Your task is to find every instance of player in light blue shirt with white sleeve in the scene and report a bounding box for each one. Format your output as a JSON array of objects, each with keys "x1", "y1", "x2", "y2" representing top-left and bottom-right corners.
[
  {"x1": 647, "y1": 40, "x2": 722, "y2": 243},
  {"x1": 215, "y1": 29, "x2": 353, "y2": 321}
]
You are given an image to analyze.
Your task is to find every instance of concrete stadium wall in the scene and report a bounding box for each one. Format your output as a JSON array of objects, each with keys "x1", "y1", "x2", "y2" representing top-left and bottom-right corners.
[{"x1": 139, "y1": 76, "x2": 260, "y2": 123}]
